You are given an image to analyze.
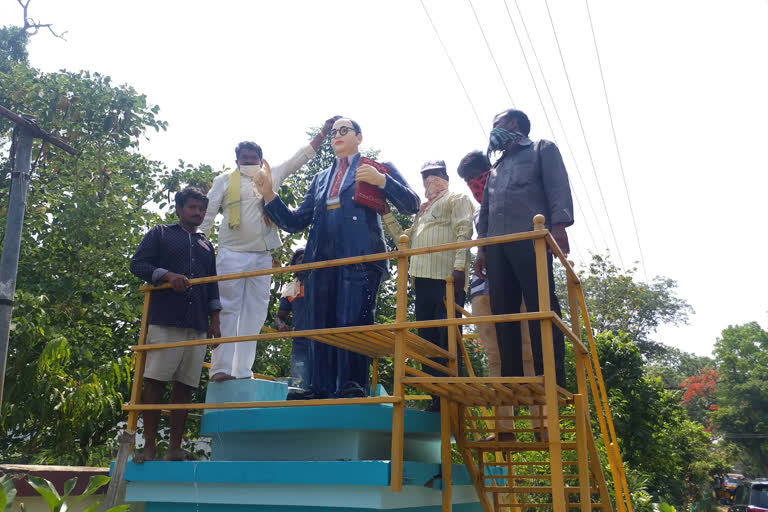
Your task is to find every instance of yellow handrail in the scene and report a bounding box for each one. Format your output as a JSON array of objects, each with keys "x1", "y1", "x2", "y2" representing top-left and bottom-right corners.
[
  {"x1": 139, "y1": 231, "x2": 549, "y2": 291},
  {"x1": 122, "y1": 215, "x2": 632, "y2": 512}
]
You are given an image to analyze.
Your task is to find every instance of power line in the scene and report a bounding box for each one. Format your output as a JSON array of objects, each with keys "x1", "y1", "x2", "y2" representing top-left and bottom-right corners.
[
  {"x1": 543, "y1": 0, "x2": 626, "y2": 269},
  {"x1": 511, "y1": 0, "x2": 611, "y2": 255},
  {"x1": 584, "y1": 0, "x2": 649, "y2": 282},
  {"x1": 500, "y1": 0, "x2": 600, "y2": 256},
  {"x1": 418, "y1": 0, "x2": 487, "y2": 139},
  {"x1": 466, "y1": 0, "x2": 516, "y2": 107}
]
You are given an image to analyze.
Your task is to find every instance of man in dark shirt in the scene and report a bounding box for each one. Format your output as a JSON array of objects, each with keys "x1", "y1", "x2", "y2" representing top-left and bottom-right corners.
[
  {"x1": 475, "y1": 109, "x2": 573, "y2": 388},
  {"x1": 130, "y1": 186, "x2": 221, "y2": 462}
]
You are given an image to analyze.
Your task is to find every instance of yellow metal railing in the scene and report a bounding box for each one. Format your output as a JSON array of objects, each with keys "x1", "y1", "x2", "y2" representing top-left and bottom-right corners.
[{"x1": 121, "y1": 214, "x2": 631, "y2": 512}]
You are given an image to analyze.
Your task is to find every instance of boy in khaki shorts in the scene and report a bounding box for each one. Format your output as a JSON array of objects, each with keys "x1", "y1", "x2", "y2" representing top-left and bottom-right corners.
[{"x1": 130, "y1": 186, "x2": 221, "y2": 461}]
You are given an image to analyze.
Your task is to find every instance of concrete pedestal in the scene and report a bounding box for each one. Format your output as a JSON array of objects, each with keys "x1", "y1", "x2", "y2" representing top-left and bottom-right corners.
[{"x1": 123, "y1": 379, "x2": 481, "y2": 511}]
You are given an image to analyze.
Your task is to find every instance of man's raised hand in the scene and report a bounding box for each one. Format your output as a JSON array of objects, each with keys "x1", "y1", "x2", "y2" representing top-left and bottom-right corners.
[
  {"x1": 255, "y1": 159, "x2": 276, "y2": 202},
  {"x1": 322, "y1": 115, "x2": 343, "y2": 136},
  {"x1": 310, "y1": 115, "x2": 343, "y2": 150}
]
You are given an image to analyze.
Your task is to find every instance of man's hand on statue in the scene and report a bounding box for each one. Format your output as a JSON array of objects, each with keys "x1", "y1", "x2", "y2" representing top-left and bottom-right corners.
[
  {"x1": 162, "y1": 271, "x2": 190, "y2": 292},
  {"x1": 474, "y1": 249, "x2": 488, "y2": 280},
  {"x1": 310, "y1": 116, "x2": 343, "y2": 150},
  {"x1": 255, "y1": 159, "x2": 276, "y2": 202},
  {"x1": 322, "y1": 115, "x2": 343, "y2": 136},
  {"x1": 550, "y1": 224, "x2": 570, "y2": 257},
  {"x1": 356, "y1": 164, "x2": 386, "y2": 187}
]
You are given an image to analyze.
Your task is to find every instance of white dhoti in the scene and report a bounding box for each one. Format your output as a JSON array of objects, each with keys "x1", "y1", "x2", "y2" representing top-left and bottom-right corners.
[{"x1": 210, "y1": 247, "x2": 272, "y2": 379}]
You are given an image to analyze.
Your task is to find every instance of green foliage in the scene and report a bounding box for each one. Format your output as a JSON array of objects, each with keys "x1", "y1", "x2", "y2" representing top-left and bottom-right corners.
[
  {"x1": 26, "y1": 474, "x2": 128, "y2": 512},
  {"x1": 556, "y1": 255, "x2": 692, "y2": 357},
  {"x1": 644, "y1": 346, "x2": 713, "y2": 390},
  {"x1": 591, "y1": 333, "x2": 726, "y2": 508},
  {"x1": 1, "y1": 474, "x2": 18, "y2": 512},
  {"x1": 712, "y1": 322, "x2": 768, "y2": 475},
  {"x1": 0, "y1": 26, "x2": 29, "y2": 71},
  {"x1": 657, "y1": 502, "x2": 676, "y2": 512},
  {"x1": 0, "y1": 38, "x2": 167, "y2": 465}
]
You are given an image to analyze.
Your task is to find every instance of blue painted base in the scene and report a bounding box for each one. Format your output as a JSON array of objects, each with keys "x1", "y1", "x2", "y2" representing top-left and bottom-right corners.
[
  {"x1": 146, "y1": 503, "x2": 483, "y2": 512},
  {"x1": 125, "y1": 460, "x2": 480, "y2": 510},
  {"x1": 202, "y1": 404, "x2": 444, "y2": 462},
  {"x1": 204, "y1": 378, "x2": 288, "y2": 412},
  {"x1": 124, "y1": 378, "x2": 480, "y2": 511}
]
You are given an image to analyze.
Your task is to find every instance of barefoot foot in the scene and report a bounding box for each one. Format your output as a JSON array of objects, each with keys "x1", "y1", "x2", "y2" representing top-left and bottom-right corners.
[
  {"x1": 133, "y1": 446, "x2": 156, "y2": 464},
  {"x1": 164, "y1": 447, "x2": 194, "y2": 461},
  {"x1": 211, "y1": 372, "x2": 236, "y2": 382}
]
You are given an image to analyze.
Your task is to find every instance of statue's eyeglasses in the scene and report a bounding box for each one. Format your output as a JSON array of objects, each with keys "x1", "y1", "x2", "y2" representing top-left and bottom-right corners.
[{"x1": 329, "y1": 126, "x2": 357, "y2": 138}]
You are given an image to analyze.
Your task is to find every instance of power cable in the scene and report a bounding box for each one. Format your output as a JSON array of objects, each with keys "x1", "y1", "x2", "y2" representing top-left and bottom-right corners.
[
  {"x1": 584, "y1": 0, "x2": 649, "y2": 282},
  {"x1": 466, "y1": 0, "x2": 517, "y2": 107},
  {"x1": 512, "y1": 0, "x2": 611, "y2": 255},
  {"x1": 419, "y1": 0, "x2": 487, "y2": 139},
  {"x1": 543, "y1": 0, "x2": 626, "y2": 268},
  {"x1": 500, "y1": 0, "x2": 600, "y2": 256}
]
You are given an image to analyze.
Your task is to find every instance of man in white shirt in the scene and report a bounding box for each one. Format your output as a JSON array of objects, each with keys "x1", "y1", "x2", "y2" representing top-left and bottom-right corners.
[{"x1": 200, "y1": 116, "x2": 339, "y2": 381}]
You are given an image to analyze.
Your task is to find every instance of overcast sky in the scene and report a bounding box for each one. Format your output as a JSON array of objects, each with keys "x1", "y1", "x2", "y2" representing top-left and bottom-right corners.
[{"x1": 2, "y1": 0, "x2": 767, "y2": 357}]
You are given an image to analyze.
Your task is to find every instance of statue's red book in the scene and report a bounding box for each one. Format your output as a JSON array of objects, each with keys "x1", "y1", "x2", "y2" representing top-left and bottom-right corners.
[{"x1": 353, "y1": 157, "x2": 390, "y2": 214}]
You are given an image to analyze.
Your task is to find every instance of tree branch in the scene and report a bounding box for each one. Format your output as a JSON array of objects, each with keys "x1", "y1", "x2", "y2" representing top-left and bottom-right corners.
[{"x1": 17, "y1": 0, "x2": 68, "y2": 41}]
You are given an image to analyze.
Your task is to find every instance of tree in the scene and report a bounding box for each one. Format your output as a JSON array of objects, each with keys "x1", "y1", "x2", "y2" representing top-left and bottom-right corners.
[
  {"x1": 0, "y1": 35, "x2": 168, "y2": 464},
  {"x1": 644, "y1": 346, "x2": 713, "y2": 390},
  {"x1": 678, "y1": 366, "x2": 719, "y2": 427},
  {"x1": 556, "y1": 254, "x2": 693, "y2": 357},
  {"x1": 593, "y1": 333, "x2": 727, "y2": 508},
  {"x1": 0, "y1": 25, "x2": 28, "y2": 71},
  {"x1": 712, "y1": 322, "x2": 768, "y2": 475}
]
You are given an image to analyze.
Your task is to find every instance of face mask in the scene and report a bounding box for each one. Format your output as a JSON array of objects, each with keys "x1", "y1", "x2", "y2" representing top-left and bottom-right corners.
[
  {"x1": 424, "y1": 175, "x2": 449, "y2": 201},
  {"x1": 239, "y1": 164, "x2": 261, "y2": 178},
  {"x1": 487, "y1": 127, "x2": 526, "y2": 153},
  {"x1": 468, "y1": 170, "x2": 490, "y2": 203}
]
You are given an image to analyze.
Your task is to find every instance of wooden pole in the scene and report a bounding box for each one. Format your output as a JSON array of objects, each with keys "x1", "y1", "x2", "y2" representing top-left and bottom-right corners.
[
  {"x1": 442, "y1": 276, "x2": 457, "y2": 510},
  {"x1": 574, "y1": 394, "x2": 591, "y2": 512},
  {"x1": 127, "y1": 291, "x2": 152, "y2": 431},
  {"x1": 0, "y1": 107, "x2": 75, "y2": 411},
  {"x1": 371, "y1": 358, "x2": 379, "y2": 396},
  {"x1": 103, "y1": 289, "x2": 151, "y2": 509},
  {"x1": 441, "y1": 398, "x2": 452, "y2": 511},
  {"x1": 0, "y1": 126, "x2": 33, "y2": 411},
  {"x1": 567, "y1": 265, "x2": 589, "y2": 403},
  {"x1": 390, "y1": 234, "x2": 409, "y2": 492},
  {"x1": 577, "y1": 285, "x2": 630, "y2": 512},
  {"x1": 533, "y1": 214, "x2": 566, "y2": 512}
]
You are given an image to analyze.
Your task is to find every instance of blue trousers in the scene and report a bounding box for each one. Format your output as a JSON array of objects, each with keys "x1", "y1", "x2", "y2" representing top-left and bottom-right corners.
[{"x1": 306, "y1": 264, "x2": 382, "y2": 398}]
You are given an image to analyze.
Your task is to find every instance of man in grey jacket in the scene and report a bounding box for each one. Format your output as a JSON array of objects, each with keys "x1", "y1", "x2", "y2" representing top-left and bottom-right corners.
[{"x1": 474, "y1": 108, "x2": 573, "y2": 388}]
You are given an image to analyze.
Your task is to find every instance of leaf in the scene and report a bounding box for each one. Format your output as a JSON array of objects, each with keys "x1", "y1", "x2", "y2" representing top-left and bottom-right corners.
[
  {"x1": 27, "y1": 476, "x2": 61, "y2": 511},
  {"x1": 0, "y1": 474, "x2": 17, "y2": 510},
  {"x1": 66, "y1": 475, "x2": 111, "y2": 509},
  {"x1": 62, "y1": 477, "x2": 77, "y2": 499},
  {"x1": 85, "y1": 505, "x2": 130, "y2": 512}
]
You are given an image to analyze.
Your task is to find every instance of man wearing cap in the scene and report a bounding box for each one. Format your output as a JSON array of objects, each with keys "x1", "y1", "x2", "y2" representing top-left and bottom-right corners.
[
  {"x1": 475, "y1": 108, "x2": 573, "y2": 390},
  {"x1": 383, "y1": 160, "x2": 474, "y2": 412},
  {"x1": 200, "y1": 116, "x2": 340, "y2": 382},
  {"x1": 257, "y1": 117, "x2": 420, "y2": 399}
]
